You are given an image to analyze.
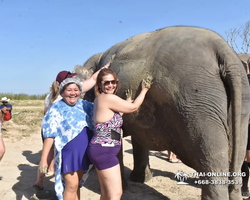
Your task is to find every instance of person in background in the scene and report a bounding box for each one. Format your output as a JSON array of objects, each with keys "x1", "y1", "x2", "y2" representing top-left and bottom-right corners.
[
  {"x1": 167, "y1": 150, "x2": 181, "y2": 163},
  {"x1": 87, "y1": 68, "x2": 153, "y2": 200},
  {"x1": 39, "y1": 62, "x2": 110, "y2": 200},
  {"x1": 0, "y1": 97, "x2": 12, "y2": 126},
  {"x1": 0, "y1": 97, "x2": 12, "y2": 180},
  {"x1": 0, "y1": 125, "x2": 3, "y2": 180}
]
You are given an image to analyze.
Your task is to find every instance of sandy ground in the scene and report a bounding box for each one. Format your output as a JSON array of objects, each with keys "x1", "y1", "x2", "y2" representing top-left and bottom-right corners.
[{"x1": 0, "y1": 125, "x2": 203, "y2": 200}]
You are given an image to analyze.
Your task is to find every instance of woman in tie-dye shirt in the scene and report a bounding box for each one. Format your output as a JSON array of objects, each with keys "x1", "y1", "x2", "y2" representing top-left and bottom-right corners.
[{"x1": 40, "y1": 62, "x2": 110, "y2": 200}]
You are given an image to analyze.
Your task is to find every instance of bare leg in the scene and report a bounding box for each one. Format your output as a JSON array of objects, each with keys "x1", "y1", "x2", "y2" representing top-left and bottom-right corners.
[
  {"x1": 34, "y1": 167, "x2": 45, "y2": 189},
  {"x1": 170, "y1": 153, "x2": 177, "y2": 161},
  {"x1": 96, "y1": 164, "x2": 122, "y2": 200},
  {"x1": 75, "y1": 187, "x2": 81, "y2": 200},
  {"x1": 167, "y1": 150, "x2": 172, "y2": 160},
  {"x1": 96, "y1": 170, "x2": 108, "y2": 200},
  {"x1": 0, "y1": 133, "x2": 5, "y2": 179},
  {"x1": 63, "y1": 170, "x2": 84, "y2": 200},
  {"x1": 168, "y1": 151, "x2": 181, "y2": 163},
  {"x1": 0, "y1": 135, "x2": 5, "y2": 162},
  {"x1": 246, "y1": 150, "x2": 250, "y2": 162},
  {"x1": 75, "y1": 170, "x2": 84, "y2": 200}
]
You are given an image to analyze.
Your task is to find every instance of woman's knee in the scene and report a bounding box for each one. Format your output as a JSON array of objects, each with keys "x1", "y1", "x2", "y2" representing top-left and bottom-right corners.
[
  {"x1": 109, "y1": 190, "x2": 122, "y2": 199},
  {"x1": 116, "y1": 188, "x2": 123, "y2": 197},
  {"x1": 65, "y1": 182, "x2": 79, "y2": 193},
  {"x1": 63, "y1": 173, "x2": 80, "y2": 193}
]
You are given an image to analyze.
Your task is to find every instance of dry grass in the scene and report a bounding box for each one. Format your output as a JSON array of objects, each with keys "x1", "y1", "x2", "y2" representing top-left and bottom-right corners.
[
  {"x1": 2, "y1": 100, "x2": 44, "y2": 141},
  {"x1": 10, "y1": 99, "x2": 44, "y2": 107}
]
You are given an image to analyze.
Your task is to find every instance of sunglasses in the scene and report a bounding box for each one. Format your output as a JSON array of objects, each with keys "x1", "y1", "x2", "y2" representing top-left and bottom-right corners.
[
  {"x1": 65, "y1": 72, "x2": 73, "y2": 79},
  {"x1": 101, "y1": 80, "x2": 117, "y2": 86}
]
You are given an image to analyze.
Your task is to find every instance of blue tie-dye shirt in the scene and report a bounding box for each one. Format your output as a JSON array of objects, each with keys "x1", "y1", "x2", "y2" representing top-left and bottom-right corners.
[{"x1": 42, "y1": 99, "x2": 93, "y2": 200}]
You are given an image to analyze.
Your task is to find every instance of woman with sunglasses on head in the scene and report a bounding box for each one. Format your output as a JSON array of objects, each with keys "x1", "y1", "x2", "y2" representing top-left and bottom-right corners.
[{"x1": 87, "y1": 68, "x2": 153, "y2": 200}]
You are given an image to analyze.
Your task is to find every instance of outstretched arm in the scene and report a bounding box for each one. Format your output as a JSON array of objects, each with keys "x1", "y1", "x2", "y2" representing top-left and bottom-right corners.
[
  {"x1": 82, "y1": 62, "x2": 111, "y2": 92},
  {"x1": 120, "y1": 89, "x2": 133, "y2": 116},
  {"x1": 108, "y1": 76, "x2": 153, "y2": 114}
]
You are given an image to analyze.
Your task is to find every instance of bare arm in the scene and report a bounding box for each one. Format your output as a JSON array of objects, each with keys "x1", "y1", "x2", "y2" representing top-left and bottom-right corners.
[
  {"x1": 39, "y1": 137, "x2": 54, "y2": 173},
  {"x1": 106, "y1": 89, "x2": 148, "y2": 114},
  {"x1": 1, "y1": 106, "x2": 11, "y2": 114},
  {"x1": 120, "y1": 89, "x2": 133, "y2": 116},
  {"x1": 104, "y1": 76, "x2": 153, "y2": 114},
  {"x1": 5, "y1": 107, "x2": 11, "y2": 111},
  {"x1": 82, "y1": 62, "x2": 111, "y2": 92}
]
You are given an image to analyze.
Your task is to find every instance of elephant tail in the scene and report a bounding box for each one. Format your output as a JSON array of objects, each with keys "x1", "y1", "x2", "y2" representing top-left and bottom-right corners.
[
  {"x1": 221, "y1": 52, "x2": 243, "y2": 185},
  {"x1": 228, "y1": 66, "x2": 242, "y2": 177}
]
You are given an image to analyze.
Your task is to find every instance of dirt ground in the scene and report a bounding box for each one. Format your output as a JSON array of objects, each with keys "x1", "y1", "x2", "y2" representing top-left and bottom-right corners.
[
  {"x1": 0, "y1": 101, "x2": 247, "y2": 200},
  {"x1": 0, "y1": 128, "x2": 201, "y2": 200},
  {"x1": 0, "y1": 132, "x2": 202, "y2": 200}
]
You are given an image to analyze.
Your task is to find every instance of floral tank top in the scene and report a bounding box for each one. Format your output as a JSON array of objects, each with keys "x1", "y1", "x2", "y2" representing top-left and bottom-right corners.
[{"x1": 90, "y1": 112, "x2": 123, "y2": 146}]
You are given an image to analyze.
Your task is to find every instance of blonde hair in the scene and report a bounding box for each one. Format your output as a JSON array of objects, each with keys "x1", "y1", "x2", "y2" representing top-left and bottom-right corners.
[
  {"x1": 94, "y1": 68, "x2": 120, "y2": 96},
  {"x1": 50, "y1": 81, "x2": 60, "y2": 102}
]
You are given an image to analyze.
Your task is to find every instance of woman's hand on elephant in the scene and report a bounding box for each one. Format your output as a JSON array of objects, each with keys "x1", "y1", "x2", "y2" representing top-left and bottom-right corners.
[
  {"x1": 102, "y1": 61, "x2": 111, "y2": 69},
  {"x1": 142, "y1": 75, "x2": 153, "y2": 90},
  {"x1": 125, "y1": 89, "x2": 133, "y2": 101},
  {"x1": 110, "y1": 54, "x2": 116, "y2": 64},
  {"x1": 101, "y1": 54, "x2": 116, "y2": 69}
]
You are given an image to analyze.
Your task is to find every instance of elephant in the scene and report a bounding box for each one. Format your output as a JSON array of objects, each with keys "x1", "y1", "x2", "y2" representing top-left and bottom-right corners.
[{"x1": 73, "y1": 26, "x2": 250, "y2": 200}]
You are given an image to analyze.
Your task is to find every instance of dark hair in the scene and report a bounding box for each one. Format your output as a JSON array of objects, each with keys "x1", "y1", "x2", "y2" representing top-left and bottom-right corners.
[{"x1": 95, "y1": 68, "x2": 120, "y2": 96}]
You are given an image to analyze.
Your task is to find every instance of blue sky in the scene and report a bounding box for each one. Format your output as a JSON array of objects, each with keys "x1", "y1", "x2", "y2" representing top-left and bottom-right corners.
[{"x1": 0, "y1": 0, "x2": 249, "y2": 95}]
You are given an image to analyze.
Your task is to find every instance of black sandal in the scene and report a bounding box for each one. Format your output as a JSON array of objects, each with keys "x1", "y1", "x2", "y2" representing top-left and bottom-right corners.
[
  {"x1": 32, "y1": 184, "x2": 44, "y2": 192},
  {"x1": 242, "y1": 187, "x2": 250, "y2": 196}
]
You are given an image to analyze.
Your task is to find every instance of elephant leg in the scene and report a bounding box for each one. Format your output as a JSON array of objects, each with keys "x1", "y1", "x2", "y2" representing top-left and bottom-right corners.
[
  {"x1": 117, "y1": 140, "x2": 128, "y2": 190},
  {"x1": 200, "y1": 177, "x2": 241, "y2": 200},
  {"x1": 180, "y1": 120, "x2": 239, "y2": 200},
  {"x1": 130, "y1": 137, "x2": 153, "y2": 182}
]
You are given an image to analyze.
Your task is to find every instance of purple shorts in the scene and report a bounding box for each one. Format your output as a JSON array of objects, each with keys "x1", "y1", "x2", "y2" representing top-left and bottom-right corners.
[
  {"x1": 61, "y1": 127, "x2": 92, "y2": 173},
  {"x1": 87, "y1": 143, "x2": 121, "y2": 170}
]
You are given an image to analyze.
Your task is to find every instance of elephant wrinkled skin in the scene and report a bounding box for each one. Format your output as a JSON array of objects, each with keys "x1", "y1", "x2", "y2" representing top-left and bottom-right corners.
[{"x1": 74, "y1": 26, "x2": 250, "y2": 200}]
